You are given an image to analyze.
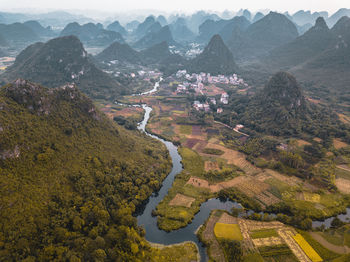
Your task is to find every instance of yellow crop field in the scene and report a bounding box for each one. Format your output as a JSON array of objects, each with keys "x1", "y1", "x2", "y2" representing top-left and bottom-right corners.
[
  {"x1": 303, "y1": 192, "x2": 321, "y2": 203},
  {"x1": 293, "y1": 234, "x2": 323, "y2": 262},
  {"x1": 214, "y1": 223, "x2": 243, "y2": 241}
]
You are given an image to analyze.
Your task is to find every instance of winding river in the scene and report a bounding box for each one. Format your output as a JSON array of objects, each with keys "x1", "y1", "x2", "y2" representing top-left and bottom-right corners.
[
  {"x1": 136, "y1": 104, "x2": 240, "y2": 261},
  {"x1": 131, "y1": 80, "x2": 350, "y2": 262}
]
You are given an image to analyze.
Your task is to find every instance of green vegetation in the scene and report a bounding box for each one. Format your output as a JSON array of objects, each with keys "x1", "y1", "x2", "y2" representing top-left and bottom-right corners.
[
  {"x1": 214, "y1": 223, "x2": 243, "y2": 241},
  {"x1": 218, "y1": 188, "x2": 262, "y2": 212},
  {"x1": 151, "y1": 242, "x2": 198, "y2": 262},
  {"x1": 203, "y1": 168, "x2": 239, "y2": 183},
  {"x1": 0, "y1": 80, "x2": 171, "y2": 261},
  {"x1": 202, "y1": 148, "x2": 225, "y2": 155},
  {"x1": 155, "y1": 147, "x2": 213, "y2": 231},
  {"x1": 219, "y1": 240, "x2": 243, "y2": 262},
  {"x1": 317, "y1": 225, "x2": 350, "y2": 247},
  {"x1": 243, "y1": 253, "x2": 264, "y2": 262},
  {"x1": 258, "y1": 244, "x2": 293, "y2": 257},
  {"x1": 297, "y1": 230, "x2": 340, "y2": 261},
  {"x1": 250, "y1": 229, "x2": 278, "y2": 239},
  {"x1": 179, "y1": 125, "x2": 192, "y2": 135}
]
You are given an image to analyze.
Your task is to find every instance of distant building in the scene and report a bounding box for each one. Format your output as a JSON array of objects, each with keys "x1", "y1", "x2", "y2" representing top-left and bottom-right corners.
[
  {"x1": 220, "y1": 92, "x2": 229, "y2": 104},
  {"x1": 217, "y1": 108, "x2": 223, "y2": 114}
]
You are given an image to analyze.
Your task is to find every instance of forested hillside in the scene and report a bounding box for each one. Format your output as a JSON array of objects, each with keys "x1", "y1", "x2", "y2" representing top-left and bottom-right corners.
[{"x1": 0, "y1": 79, "x2": 171, "y2": 261}]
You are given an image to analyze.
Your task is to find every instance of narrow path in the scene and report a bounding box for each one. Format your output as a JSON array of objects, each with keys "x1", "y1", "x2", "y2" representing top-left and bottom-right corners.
[
  {"x1": 202, "y1": 212, "x2": 226, "y2": 262},
  {"x1": 310, "y1": 232, "x2": 350, "y2": 254},
  {"x1": 337, "y1": 165, "x2": 350, "y2": 173},
  {"x1": 277, "y1": 229, "x2": 312, "y2": 262},
  {"x1": 213, "y1": 120, "x2": 249, "y2": 137}
]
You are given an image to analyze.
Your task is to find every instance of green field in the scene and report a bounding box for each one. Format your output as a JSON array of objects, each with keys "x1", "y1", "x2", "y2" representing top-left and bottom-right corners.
[
  {"x1": 202, "y1": 148, "x2": 225, "y2": 155},
  {"x1": 151, "y1": 242, "x2": 198, "y2": 262},
  {"x1": 214, "y1": 223, "x2": 243, "y2": 241},
  {"x1": 250, "y1": 229, "x2": 279, "y2": 239},
  {"x1": 179, "y1": 125, "x2": 192, "y2": 135},
  {"x1": 258, "y1": 244, "x2": 293, "y2": 257}
]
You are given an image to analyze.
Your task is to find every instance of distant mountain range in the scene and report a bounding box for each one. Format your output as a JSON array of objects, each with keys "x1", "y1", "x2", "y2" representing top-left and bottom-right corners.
[
  {"x1": 197, "y1": 16, "x2": 251, "y2": 44},
  {"x1": 60, "y1": 22, "x2": 124, "y2": 46},
  {"x1": 106, "y1": 20, "x2": 128, "y2": 36},
  {"x1": 228, "y1": 12, "x2": 299, "y2": 60},
  {"x1": 266, "y1": 17, "x2": 334, "y2": 69},
  {"x1": 95, "y1": 40, "x2": 185, "y2": 71},
  {"x1": 1, "y1": 36, "x2": 125, "y2": 99},
  {"x1": 133, "y1": 25, "x2": 178, "y2": 49},
  {"x1": 169, "y1": 18, "x2": 196, "y2": 44},
  {"x1": 0, "y1": 22, "x2": 40, "y2": 45}
]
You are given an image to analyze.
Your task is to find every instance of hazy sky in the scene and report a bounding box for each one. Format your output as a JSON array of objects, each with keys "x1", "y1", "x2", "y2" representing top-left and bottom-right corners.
[{"x1": 0, "y1": 0, "x2": 349, "y2": 15}]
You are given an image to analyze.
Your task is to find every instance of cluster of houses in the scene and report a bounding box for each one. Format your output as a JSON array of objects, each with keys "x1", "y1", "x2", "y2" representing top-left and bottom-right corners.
[
  {"x1": 175, "y1": 70, "x2": 248, "y2": 86},
  {"x1": 193, "y1": 92, "x2": 229, "y2": 113}
]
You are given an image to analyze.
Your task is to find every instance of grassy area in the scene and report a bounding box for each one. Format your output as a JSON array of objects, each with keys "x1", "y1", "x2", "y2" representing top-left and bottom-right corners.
[
  {"x1": 303, "y1": 192, "x2": 321, "y2": 203},
  {"x1": 214, "y1": 223, "x2": 243, "y2": 241},
  {"x1": 243, "y1": 253, "x2": 264, "y2": 262},
  {"x1": 335, "y1": 167, "x2": 350, "y2": 180},
  {"x1": 280, "y1": 191, "x2": 348, "y2": 220},
  {"x1": 297, "y1": 231, "x2": 339, "y2": 261},
  {"x1": 180, "y1": 125, "x2": 192, "y2": 135},
  {"x1": 293, "y1": 233, "x2": 323, "y2": 262},
  {"x1": 318, "y1": 225, "x2": 350, "y2": 247},
  {"x1": 202, "y1": 148, "x2": 225, "y2": 155},
  {"x1": 151, "y1": 242, "x2": 198, "y2": 262},
  {"x1": 332, "y1": 254, "x2": 350, "y2": 262},
  {"x1": 250, "y1": 229, "x2": 279, "y2": 239}
]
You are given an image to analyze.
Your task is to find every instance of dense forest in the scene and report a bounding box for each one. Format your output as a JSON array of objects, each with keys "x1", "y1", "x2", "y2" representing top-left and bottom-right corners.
[
  {"x1": 216, "y1": 72, "x2": 350, "y2": 139},
  {"x1": 0, "y1": 79, "x2": 171, "y2": 261}
]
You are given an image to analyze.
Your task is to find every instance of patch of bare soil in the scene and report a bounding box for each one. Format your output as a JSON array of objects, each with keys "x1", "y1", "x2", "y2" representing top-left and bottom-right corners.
[
  {"x1": 335, "y1": 178, "x2": 350, "y2": 194},
  {"x1": 169, "y1": 194, "x2": 195, "y2": 208}
]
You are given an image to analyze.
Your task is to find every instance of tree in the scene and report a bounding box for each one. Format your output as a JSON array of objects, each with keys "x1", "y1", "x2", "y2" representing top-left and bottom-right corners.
[
  {"x1": 221, "y1": 240, "x2": 243, "y2": 262},
  {"x1": 331, "y1": 217, "x2": 344, "y2": 228}
]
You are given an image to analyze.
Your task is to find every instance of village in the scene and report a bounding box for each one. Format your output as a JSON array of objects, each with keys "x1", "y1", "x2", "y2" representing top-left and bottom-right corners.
[{"x1": 171, "y1": 69, "x2": 248, "y2": 114}]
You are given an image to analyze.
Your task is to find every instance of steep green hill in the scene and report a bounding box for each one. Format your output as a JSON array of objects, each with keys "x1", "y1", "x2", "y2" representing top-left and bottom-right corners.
[
  {"x1": 222, "y1": 72, "x2": 343, "y2": 136},
  {"x1": 188, "y1": 34, "x2": 238, "y2": 75},
  {"x1": 0, "y1": 79, "x2": 171, "y2": 261},
  {"x1": 1, "y1": 36, "x2": 125, "y2": 100},
  {"x1": 95, "y1": 41, "x2": 141, "y2": 64}
]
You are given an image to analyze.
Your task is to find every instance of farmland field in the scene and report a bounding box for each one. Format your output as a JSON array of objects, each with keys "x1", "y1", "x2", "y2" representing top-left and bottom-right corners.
[
  {"x1": 293, "y1": 233, "x2": 323, "y2": 262},
  {"x1": 250, "y1": 229, "x2": 279, "y2": 239},
  {"x1": 214, "y1": 223, "x2": 243, "y2": 241},
  {"x1": 180, "y1": 125, "x2": 192, "y2": 135}
]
